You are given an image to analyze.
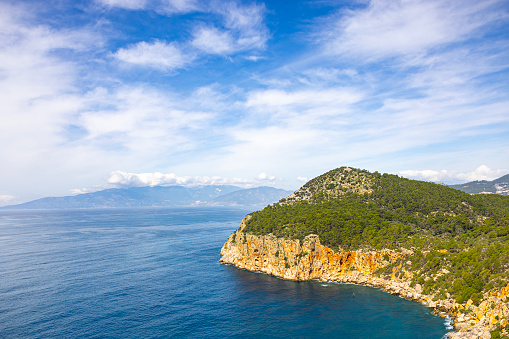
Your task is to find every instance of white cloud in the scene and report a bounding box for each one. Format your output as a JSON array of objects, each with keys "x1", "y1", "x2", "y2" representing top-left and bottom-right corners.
[
  {"x1": 78, "y1": 86, "x2": 212, "y2": 153},
  {"x1": 324, "y1": 0, "x2": 503, "y2": 60},
  {"x1": 218, "y1": 1, "x2": 268, "y2": 51},
  {"x1": 158, "y1": 0, "x2": 199, "y2": 14},
  {"x1": 0, "y1": 3, "x2": 104, "y2": 201},
  {"x1": 297, "y1": 177, "x2": 309, "y2": 183},
  {"x1": 113, "y1": 40, "x2": 191, "y2": 70},
  {"x1": 190, "y1": 1, "x2": 268, "y2": 56},
  {"x1": 243, "y1": 87, "x2": 364, "y2": 131},
  {"x1": 246, "y1": 88, "x2": 363, "y2": 108},
  {"x1": 399, "y1": 165, "x2": 509, "y2": 183},
  {"x1": 0, "y1": 195, "x2": 15, "y2": 203},
  {"x1": 245, "y1": 55, "x2": 265, "y2": 62},
  {"x1": 70, "y1": 188, "x2": 90, "y2": 195},
  {"x1": 257, "y1": 173, "x2": 276, "y2": 181},
  {"x1": 97, "y1": 0, "x2": 147, "y2": 10},
  {"x1": 302, "y1": 67, "x2": 358, "y2": 83},
  {"x1": 216, "y1": 125, "x2": 327, "y2": 177},
  {"x1": 108, "y1": 171, "x2": 251, "y2": 187},
  {"x1": 191, "y1": 27, "x2": 235, "y2": 55},
  {"x1": 104, "y1": 0, "x2": 268, "y2": 59}
]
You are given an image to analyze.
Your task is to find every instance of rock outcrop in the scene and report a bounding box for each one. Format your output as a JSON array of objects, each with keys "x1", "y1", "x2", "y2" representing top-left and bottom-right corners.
[
  {"x1": 220, "y1": 216, "x2": 403, "y2": 281},
  {"x1": 220, "y1": 216, "x2": 509, "y2": 339}
]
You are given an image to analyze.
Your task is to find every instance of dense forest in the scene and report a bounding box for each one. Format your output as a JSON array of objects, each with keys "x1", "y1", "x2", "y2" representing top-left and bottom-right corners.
[{"x1": 243, "y1": 167, "x2": 509, "y2": 305}]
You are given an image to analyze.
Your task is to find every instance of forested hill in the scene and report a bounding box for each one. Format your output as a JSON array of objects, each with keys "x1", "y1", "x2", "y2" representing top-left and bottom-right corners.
[
  {"x1": 243, "y1": 167, "x2": 509, "y2": 304},
  {"x1": 246, "y1": 167, "x2": 509, "y2": 247}
]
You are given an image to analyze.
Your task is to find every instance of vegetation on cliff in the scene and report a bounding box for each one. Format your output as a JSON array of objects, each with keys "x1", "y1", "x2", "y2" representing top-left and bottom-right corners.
[{"x1": 243, "y1": 167, "x2": 509, "y2": 307}]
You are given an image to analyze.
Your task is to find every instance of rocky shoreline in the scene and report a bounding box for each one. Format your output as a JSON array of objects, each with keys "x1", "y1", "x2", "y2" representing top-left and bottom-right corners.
[{"x1": 220, "y1": 216, "x2": 509, "y2": 339}]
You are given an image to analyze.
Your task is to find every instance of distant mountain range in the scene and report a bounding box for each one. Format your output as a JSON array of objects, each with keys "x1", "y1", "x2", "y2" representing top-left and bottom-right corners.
[
  {"x1": 448, "y1": 174, "x2": 509, "y2": 195},
  {"x1": 6, "y1": 173, "x2": 506, "y2": 210},
  {"x1": 205, "y1": 186, "x2": 292, "y2": 206},
  {"x1": 1, "y1": 185, "x2": 294, "y2": 210}
]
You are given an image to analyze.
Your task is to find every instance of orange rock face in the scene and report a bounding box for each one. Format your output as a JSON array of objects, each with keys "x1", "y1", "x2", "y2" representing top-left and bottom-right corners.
[
  {"x1": 473, "y1": 282, "x2": 509, "y2": 328},
  {"x1": 220, "y1": 217, "x2": 402, "y2": 282}
]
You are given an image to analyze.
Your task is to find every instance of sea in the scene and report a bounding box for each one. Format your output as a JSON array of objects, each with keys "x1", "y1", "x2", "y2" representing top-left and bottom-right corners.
[{"x1": 0, "y1": 207, "x2": 450, "y2": 338}]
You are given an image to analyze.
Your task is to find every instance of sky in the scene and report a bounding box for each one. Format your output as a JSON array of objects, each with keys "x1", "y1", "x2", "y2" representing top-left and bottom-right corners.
[{"x1": 1, "y1": 0, "x2": 509, "y2": 205}]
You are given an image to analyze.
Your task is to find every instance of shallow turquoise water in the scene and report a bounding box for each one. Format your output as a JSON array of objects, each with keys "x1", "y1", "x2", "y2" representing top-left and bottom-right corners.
[{"x1": 0, "y1": 207, "x2": 449, "y2": 338}]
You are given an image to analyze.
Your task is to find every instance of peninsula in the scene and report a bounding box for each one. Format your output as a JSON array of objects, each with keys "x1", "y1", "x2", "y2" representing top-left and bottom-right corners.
[{"x1": 220, "y1": 167, "x2": 509, "y2": 339}]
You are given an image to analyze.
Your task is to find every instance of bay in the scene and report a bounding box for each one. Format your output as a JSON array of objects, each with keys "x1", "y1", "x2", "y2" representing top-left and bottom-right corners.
[{"x1": 0, "y1": 207, "x2": 449, "y2": 338}]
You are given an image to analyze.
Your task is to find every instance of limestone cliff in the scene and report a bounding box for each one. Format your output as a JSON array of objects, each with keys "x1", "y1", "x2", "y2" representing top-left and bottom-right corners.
[
  {"x1": 220, "y1": 216, "x2": 403, "y2": 281},
  {"x1": 220, "y1": 216, "x2": 509, "y2": 339}
]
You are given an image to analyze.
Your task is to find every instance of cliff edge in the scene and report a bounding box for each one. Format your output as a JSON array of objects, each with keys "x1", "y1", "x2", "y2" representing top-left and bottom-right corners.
[{"x1": 220, "y1": 223, "x2": 509, "y2": 338}]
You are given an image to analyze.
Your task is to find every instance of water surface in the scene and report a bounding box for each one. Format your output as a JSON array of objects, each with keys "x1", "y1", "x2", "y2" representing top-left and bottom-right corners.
[{"x1": 0, "y1": 207, "x2": 448, "y2": 338}]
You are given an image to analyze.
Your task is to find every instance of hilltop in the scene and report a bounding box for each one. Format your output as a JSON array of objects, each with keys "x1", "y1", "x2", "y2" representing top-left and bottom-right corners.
[
  {"x1": 221, "y1": 167, "x2": 509, "y2": 338},
  {"x1": 246, "y1": 167, "x2": 509, "y2": 250}
]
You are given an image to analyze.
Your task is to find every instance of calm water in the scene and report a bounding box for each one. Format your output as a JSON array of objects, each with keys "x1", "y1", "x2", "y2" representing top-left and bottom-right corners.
[{"x1": 0, "y1": 207, "x2": 449, "y2": 338}]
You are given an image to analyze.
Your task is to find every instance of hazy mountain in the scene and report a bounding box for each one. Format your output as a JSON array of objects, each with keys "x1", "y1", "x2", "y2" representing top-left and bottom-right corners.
[
  {"x1": 0, "y1": 185, "x2": 240, "y2": 209},
  {"x1": 449, "y1": 174, "x2": 509, "y2": 195},
  {"x1": 205, "y1": 186, "x2": 294, "y2": 206},
  {"x1": 1, "y1": 185, "x2": 293, "y2": 209}
]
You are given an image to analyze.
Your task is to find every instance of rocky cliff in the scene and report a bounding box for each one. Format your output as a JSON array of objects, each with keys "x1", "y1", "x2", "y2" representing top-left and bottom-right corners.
[
  {"x1": 220, "y1": 216, "x2": 509, "y2": 339},
  {"x1": 220, "y1": 215, "x2": 403, "y2": 281}
]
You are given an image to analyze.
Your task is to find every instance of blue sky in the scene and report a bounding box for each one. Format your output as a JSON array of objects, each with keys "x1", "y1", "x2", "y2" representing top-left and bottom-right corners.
[{"x1": 1, "y1": 0, "x2": 509, "y2": 205}]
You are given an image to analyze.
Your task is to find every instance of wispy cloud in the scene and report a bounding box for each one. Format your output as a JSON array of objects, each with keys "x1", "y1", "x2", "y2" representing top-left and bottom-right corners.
[
  {"x1": 104, "y1": 0, "x2": 268, "y2": 58},
  {"x1": 400, "y1": 165, "x2": 509, "y2": 183},
  {"x1": 191, "y1": 26, "x2": 235, "y2": 55},
  {"x1": 190, "y1": 2, "x2": 269, "y2": 55},
  {"x1": 0, "y1": 2, "x2": 104, "y2": 200},
  {"x1": 97, "y1": 0, "x2": 148, "y2": 10},
  {"x1": 256, "y1": 173, "x2": 276, "y2": 181},
  {"x1": 113, "y1": 40, "x2": 192, "y2": 70},
  {"x1": 253, "y1": 0, "x2": 507, "y2": 172},
  {"x1": 217, "y1": 1, "x2": 268, "y2": 51},
  {"x1": 219, "y1": 125, "x2": 326, "y2": 175},
  {"x1": 322, "y1": 0, "x2": 504, "y2": 60},
  {"x1": 0, "y1": 195, "x2": 15, "y2": 203},
  {"x1": 78, "y1": 86, "x2": 212, "y2": 154},
  {"x1": 158, "y1": 0, "x2": 200, "y2": 14},
  {"x1": 97, "y1": 0, "x2": 200, "y2": 13},
  {"x1": 246, "y1": 88, "x2": 363, "y2": 109},
  {"x1": 244, "y1": 55, "x2": 265, "y2": 62},
  {"x1": 108, "y1": 171, "x2": 251, "y2": 187}
]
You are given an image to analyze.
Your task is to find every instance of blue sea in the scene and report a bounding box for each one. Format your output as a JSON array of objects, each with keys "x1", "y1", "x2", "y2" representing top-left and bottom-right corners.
[{"x1": 0, "y1": 207, "x2": 449, "y2": 338}]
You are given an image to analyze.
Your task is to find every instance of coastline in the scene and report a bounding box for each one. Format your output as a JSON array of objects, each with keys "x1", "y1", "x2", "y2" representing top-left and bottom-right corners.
[{"x1": 220, "y1": 217, "x2": 509, "y2": 339}]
